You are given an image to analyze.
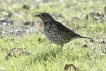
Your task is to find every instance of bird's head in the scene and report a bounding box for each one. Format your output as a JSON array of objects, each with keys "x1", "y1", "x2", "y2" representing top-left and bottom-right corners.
[{"x1": 34, "y1": 12, "x2": 54, "y2": 22}]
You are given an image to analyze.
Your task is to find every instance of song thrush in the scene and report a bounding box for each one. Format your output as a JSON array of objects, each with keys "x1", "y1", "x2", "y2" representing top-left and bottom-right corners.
[{"x1": 34, "y1": 12, "x2": 92, "y2": 48}]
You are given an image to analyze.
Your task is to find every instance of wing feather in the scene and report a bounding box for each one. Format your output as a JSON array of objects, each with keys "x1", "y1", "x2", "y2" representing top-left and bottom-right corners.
[{"x1": 54, "y1": 21, "x2": 80, "y2": 37}]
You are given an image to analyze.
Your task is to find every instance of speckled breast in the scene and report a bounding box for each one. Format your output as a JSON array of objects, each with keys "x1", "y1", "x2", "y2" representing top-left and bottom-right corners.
[{"x1": 44, "y1": 23, "x2": 71, "y2": 45}]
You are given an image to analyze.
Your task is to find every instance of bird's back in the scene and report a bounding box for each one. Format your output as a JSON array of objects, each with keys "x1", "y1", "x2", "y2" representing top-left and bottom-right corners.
[{"x1": 43, "y1": 21, "x2": 76, "y2": 45}]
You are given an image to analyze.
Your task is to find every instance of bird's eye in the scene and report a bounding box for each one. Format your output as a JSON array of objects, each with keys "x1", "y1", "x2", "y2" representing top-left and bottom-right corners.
[{"x1": 42, "y1": 14, "x2": 45, "y2": 17}]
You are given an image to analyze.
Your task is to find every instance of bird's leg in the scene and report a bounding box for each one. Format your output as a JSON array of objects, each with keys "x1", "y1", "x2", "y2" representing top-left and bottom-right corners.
[
  {"x1": 59, "y1": 44, "x2": 63, "y2": 49},
  {"x1": 49, "y1": 42, "x2": 52, "y2": 48}
]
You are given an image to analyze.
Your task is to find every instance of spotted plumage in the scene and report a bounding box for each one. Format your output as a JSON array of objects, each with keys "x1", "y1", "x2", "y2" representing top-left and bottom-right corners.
[{"x1": 34, "y1": 12, "x2": 92, "y2": 48}]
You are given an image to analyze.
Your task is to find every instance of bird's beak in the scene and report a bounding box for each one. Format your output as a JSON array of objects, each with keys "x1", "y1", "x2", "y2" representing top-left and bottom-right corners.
[{"x1": 34, "y1": 14, "x2": 39, "y2": 17}]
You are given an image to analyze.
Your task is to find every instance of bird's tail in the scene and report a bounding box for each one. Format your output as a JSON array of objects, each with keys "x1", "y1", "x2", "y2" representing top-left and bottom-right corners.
[{"x1": 79, "y1": 35, "x2": 92, "y2": 40}]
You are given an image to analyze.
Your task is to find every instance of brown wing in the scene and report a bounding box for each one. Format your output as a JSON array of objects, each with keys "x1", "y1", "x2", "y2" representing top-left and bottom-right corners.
[
  {"x1": 54, "y1": 21, "x2": 92, "y2": 39},
  {"x1": 55, "y1": 21, "x2": 80, "y2": 37}
]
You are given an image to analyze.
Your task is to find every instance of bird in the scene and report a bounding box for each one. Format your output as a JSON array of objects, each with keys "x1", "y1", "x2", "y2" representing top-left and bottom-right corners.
[{"x1": 34, "y1": 12, "x2": 92, "y2": 48}]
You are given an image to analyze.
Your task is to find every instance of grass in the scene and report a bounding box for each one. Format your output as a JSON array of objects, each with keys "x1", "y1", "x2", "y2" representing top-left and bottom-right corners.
[{"x1": 0, "y1": 0, "x2": 106, "y2": 71}]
